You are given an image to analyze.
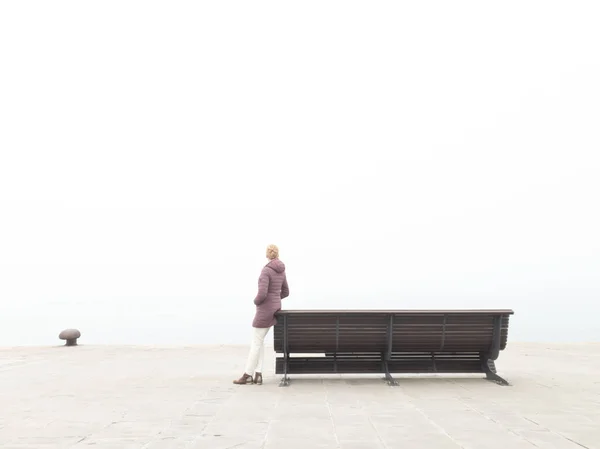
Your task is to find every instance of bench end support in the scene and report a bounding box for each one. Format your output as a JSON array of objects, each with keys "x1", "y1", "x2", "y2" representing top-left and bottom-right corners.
[
  {"x1": 482, "y1": 357, "x2": 510, "y2": 386},
  {"x1": 485, "y1": 371, "x2": 510, "y2": 386}
]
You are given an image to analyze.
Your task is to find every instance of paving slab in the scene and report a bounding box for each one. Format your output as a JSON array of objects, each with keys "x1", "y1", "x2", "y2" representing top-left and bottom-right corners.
[{"x1": 1, "y1": 343, "x2": 599, "y2": 449}]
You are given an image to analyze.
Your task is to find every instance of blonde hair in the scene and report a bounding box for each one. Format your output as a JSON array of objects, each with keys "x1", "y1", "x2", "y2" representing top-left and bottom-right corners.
[{"x1": 266, "y1": 244, "x2": 279, "y2": 260}]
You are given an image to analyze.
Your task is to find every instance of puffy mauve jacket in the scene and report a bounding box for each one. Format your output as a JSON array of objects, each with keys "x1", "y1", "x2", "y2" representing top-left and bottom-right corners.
[{"x1": 252, "y1": 258, "x2": 289, "y2": 328}]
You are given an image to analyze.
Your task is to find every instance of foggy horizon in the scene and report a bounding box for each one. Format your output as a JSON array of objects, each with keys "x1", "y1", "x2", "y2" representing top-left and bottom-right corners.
[{"x1": 1, "y1": 1, "x2": 599, "y2": 346}]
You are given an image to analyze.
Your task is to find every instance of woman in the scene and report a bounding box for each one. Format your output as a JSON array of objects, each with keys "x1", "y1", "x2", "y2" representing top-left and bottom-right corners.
[{"x1": 233, "y1": 244, "x2": 289, "y2": 385}]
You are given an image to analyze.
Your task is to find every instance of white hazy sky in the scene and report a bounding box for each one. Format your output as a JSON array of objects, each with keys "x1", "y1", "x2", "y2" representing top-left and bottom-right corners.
[{"x1": 1, "y1": 1, "x2": 599, "y2": 346}]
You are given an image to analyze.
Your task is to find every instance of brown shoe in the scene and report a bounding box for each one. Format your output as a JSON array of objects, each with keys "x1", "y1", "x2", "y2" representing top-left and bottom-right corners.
[
  {"x1": 254, "y1": 372, "x2": 263, "y2": 385},
  {"x1": 233, "y1": 373, "x2": 254, "y2": 385}
]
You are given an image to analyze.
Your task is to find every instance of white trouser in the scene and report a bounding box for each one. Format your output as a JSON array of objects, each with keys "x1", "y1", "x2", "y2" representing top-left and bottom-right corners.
[{"x1": 244, "y1": 327, "x2": 270, "y2": 375}]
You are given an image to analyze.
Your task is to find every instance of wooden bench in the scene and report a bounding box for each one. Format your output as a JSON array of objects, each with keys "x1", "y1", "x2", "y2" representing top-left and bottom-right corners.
[{"x1": 273, "y1": 309, "x2": 514, "y2": 387}]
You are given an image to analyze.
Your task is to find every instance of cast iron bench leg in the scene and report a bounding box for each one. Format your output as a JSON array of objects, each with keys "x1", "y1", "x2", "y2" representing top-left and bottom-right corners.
[
  {"x1": 482, "y1": 357, "x2": 509, "y2": 386},
  {"x1": 384, "y1": 360, "x2": 399, "y2": 386},
  {"x1": 279, "y1": 374, "x2": 290, "y2": 387},
  {"x1": 383, "y1": 317, "x2": 398, "y2": 386},
  {"x1": 279, "y1": 355, "x2": 290, "y2": 387},
  {"x1": 279, "y1": 315, "x2": 291, "y2": 387}
]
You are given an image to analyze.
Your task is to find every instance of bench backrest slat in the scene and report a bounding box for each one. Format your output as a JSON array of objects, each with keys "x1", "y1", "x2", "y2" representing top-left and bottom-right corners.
[{"x1": 274, "y1": 310, "x2": 512, "y2": 354}]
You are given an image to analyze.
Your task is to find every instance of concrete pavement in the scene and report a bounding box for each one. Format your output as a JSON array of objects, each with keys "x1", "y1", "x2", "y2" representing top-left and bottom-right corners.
[{"x1": 1, "y1": 343, "x2": 599, "y2": 448}]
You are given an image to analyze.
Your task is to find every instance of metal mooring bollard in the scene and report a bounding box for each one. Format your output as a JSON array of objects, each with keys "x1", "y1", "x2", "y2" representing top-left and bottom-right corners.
[{"x1": 59, "y1": 329, "x2": 81, "y2": 346}]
